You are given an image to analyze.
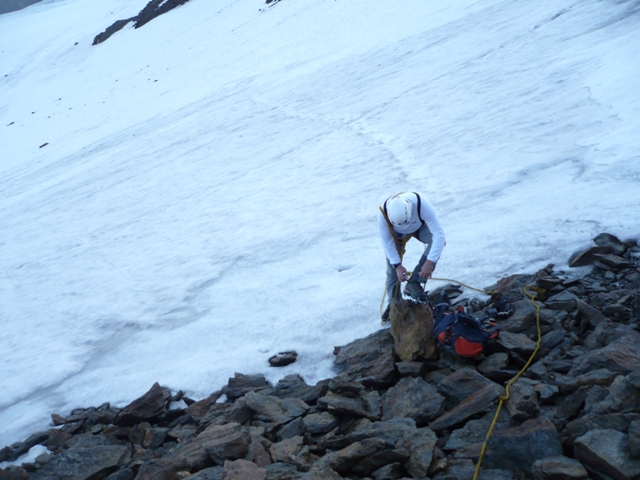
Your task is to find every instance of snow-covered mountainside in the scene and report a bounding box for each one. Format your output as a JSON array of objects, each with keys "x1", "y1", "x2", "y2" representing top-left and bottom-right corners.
[{"x1": 1, "y1": 0, "x2": 639, "y2": 449}]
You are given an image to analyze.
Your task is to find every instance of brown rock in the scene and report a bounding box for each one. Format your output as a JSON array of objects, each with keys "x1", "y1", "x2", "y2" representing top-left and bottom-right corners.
[
  {"x1": 350, "y1": 447, "x2": 410, "y2": 476},
  {"x1": 205, "y1": 426, "x2": 252, "y2": 465},
  {"x1": 505, "y1": 382, "x2": 540, "y2": 421},
  {"x1": 221, "y1": 459, "x2": 266, "y2": 480},
  {"x1": 560, "y1": 413, "x2": 640, "y2": 448},
  {"x1": 299, "y1": 468, "x2": 344, "y2": 479},
  {"x1": 568, "y1": 246, "x2": 610, "y2": 267},
  {"x1": 135, "y1": 422, "x2": 249, "y2": 480},
  {"x1": 558, "y1": 368, "x2": 619, "y2": 395},
  {"x1": 544, "y1": 291, "x2": 578, "y2": 311},
  {"x1": 483, "y1": 417, "x2": 563, "y2": 474},
  {"x1": 389, "y1": 299, "x2": 436, "y2": 361},
  {"x1": 496, "y1": 331, "x2": 537, "y2": 356},
  {"x1": 317, "y1": 390, "x2": 380, "y2": 420},
  {"x1": 222, "y1": 373, "x2": 270, "y2": 401},
  {"x1": 303, "y1": 412, "x2": 338, "y2": 435},
  {"x1": 571, "y1": 330, "x2": 640, "y2": 375},
  {"x1": 396, "y1": 427, "x2": 437, "y2": 478},
  {"x1": 269, "y1": 435, "x2": 304, "y2": 463},
  {"x1": 114, "y1": 382, "x2": 172, "y2": 426},
  {"x1": 575, "y1": 299, "x2": 608, "y2": 327},
  {"x1": 244, "y1": 391, "x2": 309, "y2": 425},
  {"x1": 439, "y1": 367, "x2": 498, "y2": 408},
  {"x1": 333, "y1": 329, "x2": 398, "y2": 388},
  {"x1": 263, "y1": 375, "x2": 330, "y2": 405},
  {"x1": 395, "y1": 361, "x2": 428, "y2": 377},
  {"x1": 186, "y1": 393, "x2": 222, "y2": 422},
  {"x1": 429, "y1": 383, "x2": 504, "y2": 431},
  {"x1": 269, "y1": 351, "x2": 297, "y2": 367},
  {"x1": 51, "y1": 413, "x2": 68, "y2": 426},
  {"x1": 593, "y1": 233, "x2": 627, "y2": 255},
  {"x1": 246, "y1": 433, "x2": 272, "y2": 468},
  {"x1": 322, "y1": 418, "x2": 416, "y2": 451},
  {"x1": 531, "y1": 455, "x2": 588, "y2": 479},
  {"x1": 34, "y1": 445, "x2": 131, "y2": 480},
  {"x1": 381, "y1": 376, "x2": 444, "y2": 425},
  {"x1": 591, "y1": 371, "x2": 640, "y2": 414},
  {"x1": 312, "y1": 437, "x2": 386, "y2": 473},
  {"x1": 575, "y1": 429, "x2": 640, "y2": 480},
  {"x1": 593, "y1": 253, "x2": 632, "y2": 269}
]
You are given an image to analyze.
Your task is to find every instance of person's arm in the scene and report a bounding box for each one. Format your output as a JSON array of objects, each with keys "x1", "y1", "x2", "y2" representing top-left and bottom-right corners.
[
  {"x1": 378, "y1": 210, "x2": 402, "y2": 266},
  {"x1": 418, "y1": 198, "x2": 445, "y2": 277}
]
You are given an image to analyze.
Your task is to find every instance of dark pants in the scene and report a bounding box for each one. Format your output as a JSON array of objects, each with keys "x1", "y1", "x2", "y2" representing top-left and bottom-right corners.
[{"x1": 385, "y1": 223, "x2": 433, "y2": 302}]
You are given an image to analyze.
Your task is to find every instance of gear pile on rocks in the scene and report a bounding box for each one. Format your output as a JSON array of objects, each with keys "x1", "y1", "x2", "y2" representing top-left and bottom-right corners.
[{"x1": 2, "y1": 233, "x2": 639, "y2": 480}]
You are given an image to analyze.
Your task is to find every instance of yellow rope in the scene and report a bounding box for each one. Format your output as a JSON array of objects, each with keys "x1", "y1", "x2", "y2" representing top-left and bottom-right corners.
[
  {"x1": 430, "y1": 277, "x2": 498, "y2": 295},
  {"x1": 472, "y1": 285, "x2": 545, "y2": 480}
]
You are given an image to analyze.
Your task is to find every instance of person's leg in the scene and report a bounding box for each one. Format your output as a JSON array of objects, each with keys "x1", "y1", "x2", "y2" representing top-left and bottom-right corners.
[{"x1": 386, "y1": 257, "x2": 402, "y2": 302}]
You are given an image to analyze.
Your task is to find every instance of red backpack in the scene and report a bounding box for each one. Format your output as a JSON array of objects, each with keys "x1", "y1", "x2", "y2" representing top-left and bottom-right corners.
[{"x1": 433, "y1": 307, "x2": 499, "y2": 358}]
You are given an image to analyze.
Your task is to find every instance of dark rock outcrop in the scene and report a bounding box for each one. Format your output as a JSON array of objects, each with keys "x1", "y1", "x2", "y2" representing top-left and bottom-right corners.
[{"x1": 93, "y1": 0, "x2": 191, "y2": 45}]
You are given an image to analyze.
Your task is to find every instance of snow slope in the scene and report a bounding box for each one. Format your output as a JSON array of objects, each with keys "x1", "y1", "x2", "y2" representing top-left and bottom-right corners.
[{"x1": 1, "y1": 0, "x2": 639, "y2": 450}]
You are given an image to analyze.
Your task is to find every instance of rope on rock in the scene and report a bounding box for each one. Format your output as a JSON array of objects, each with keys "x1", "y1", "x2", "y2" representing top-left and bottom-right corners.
[{"x1": 472, "y1": 285, "x2": 545, "y2": 480}]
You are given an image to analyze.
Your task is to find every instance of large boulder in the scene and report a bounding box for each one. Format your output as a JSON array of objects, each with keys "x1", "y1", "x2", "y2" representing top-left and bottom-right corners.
[
  {"x1": 268, "y1": 436, "x2": 304, "y2": 463},
  {"x1": 396, "y1": 428, "x2": 437, "y2": 479},
  {"x1": 262, "y1": 375, "x2": 330, "y2": 405},
  {"x1": 505, "y1": 382, "x2": 540, "y2": 421},
  {"x1": 571, "y1": 331, "x2": 640, "y2": 375},
  {"x1": 380, "y1": 377, "x2": 444, "y2": 425},
  {"x1": 591, "y1": 370, "x2": 640, "y2": 414},
  {"x1": 312, "y1": 438, "x2": 386, "y2": 473},
  {"x1": 317, "y1": 389, "x2": 381, "y2": 421},
  {"x1": 33, "y1": 444, "x2": 130, "y2": 479},
  {"x1": 244, "y1": 392, "x2": 310, "y2": 425},
  {"x1": 483, "y1": 417, "x2": 563, "y2": 474},
  {"x1": 135, "y1": 422, "x2": 250, "y2": 480},
  {"x1": 222, "y1": 373, "x2": 270, "y2": 401},
  {"x1": 333, "y1": 329, "x2": 397, "y2": 388},
  {"x1": 438, "y1": 368, "x2": 498, "y2": 408},
  {"x1": 531, "y1": 456, "x2": 588, "y2": 480},
  {"x1": 113, "y1": 382, "x2": 172, "y2": 426},
  {"x1": 221, "y1": 459, "x2": 266, "y2": 480},
  {"x1": 389, "y1": 299, "x2": 436, "y2": 361},
  {"x1": 574, "y1": 429, "x2": 640, "y2": 480},
  {"x1": 560, "y1": 413, "x2": 640, "y2": 448},
  {"x1": 429, "y1": 383, "x2": 504, "y2": 431},
  {"x1": 321, "y1": 418, "x2": 416, "y2": 451}
]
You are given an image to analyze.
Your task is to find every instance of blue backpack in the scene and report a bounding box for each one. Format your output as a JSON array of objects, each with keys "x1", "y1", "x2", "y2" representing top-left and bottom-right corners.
[{"x1": 433, "y1": 307, "x2": 499, "y2": 358}]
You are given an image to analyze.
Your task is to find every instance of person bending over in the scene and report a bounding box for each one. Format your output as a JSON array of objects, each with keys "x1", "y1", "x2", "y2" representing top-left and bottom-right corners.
[{"x1": 378, "y1": 192, "x2": 445, "y2": 321}]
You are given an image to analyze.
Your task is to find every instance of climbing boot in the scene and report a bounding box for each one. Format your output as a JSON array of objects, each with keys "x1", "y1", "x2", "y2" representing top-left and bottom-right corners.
[
  {"x1": 404, "y1": 280, "x2": 425, "y2": 301},
  {"x1": 381, "y1": 304, "x2": 391, "y2": 324}
]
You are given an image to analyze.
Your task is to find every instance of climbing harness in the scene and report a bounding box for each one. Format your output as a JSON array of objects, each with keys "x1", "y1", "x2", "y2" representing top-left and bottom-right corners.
[{"x1": 471, "y1": 285, "x2": 545, "y2": 480}]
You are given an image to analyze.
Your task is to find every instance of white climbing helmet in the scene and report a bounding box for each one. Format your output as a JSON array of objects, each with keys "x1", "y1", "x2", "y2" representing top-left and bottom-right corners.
[{"x1": 387, "y1": 195, "x2": 412, "y2": 226}]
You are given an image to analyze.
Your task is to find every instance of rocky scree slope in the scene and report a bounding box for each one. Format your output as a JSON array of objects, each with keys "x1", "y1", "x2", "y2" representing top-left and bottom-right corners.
[{"x1": 1, "y1": 232, "x2": 639, "y2": 480}]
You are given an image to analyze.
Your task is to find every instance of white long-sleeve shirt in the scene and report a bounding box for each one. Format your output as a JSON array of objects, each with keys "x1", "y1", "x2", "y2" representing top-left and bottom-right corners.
[{"x1": 377, "y1": 192, "x2": 446, "y2": 266}]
